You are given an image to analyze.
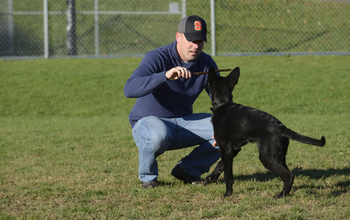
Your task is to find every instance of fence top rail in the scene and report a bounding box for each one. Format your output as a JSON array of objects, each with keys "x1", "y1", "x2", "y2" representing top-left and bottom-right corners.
[{"x1": 0, "y1": 11, "x2": 182, "y2": 16}]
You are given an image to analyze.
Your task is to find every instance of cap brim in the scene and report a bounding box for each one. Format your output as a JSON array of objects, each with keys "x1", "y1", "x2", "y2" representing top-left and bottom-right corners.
[{"x1": 184, "y1": 33, "x2": 207, "y2": 43}]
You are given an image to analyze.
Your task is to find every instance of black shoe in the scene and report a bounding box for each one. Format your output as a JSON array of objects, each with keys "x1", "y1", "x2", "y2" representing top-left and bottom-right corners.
[
  {"x1": 141, "y1": 181, "x2": 159, "y2": 188},
  {"x1": 171, "y1": 163, "x2": 205, "y2": 185}
]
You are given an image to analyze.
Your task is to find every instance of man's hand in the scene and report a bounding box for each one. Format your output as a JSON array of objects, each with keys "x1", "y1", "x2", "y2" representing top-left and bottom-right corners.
[
  {"x1": 165, "y1": 67, "x2": 192, "y2": 80},
  {"x1": 212, "y1": 134, "x2": 218, "y2": 147}
]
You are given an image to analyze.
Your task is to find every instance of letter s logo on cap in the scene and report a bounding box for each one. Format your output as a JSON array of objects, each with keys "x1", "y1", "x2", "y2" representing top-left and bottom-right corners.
[{"x1": 194, "y1": 21, "x2": 202, "y2": 31}]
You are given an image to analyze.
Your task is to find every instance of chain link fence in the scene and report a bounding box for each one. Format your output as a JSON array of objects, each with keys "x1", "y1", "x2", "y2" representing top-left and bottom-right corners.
[
  {"x1": 1, "y1": 0, "x2": 349, "y2": 59},
  {"x1": 210, "y1": 0, "x2": 350, "y2": 56}
]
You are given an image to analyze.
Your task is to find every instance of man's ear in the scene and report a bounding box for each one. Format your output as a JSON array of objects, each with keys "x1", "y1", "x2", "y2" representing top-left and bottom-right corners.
[
  {"x1": 227, "y1": 67, "x2": 240, "y2": 89},
  {"x1": 175, "y1": 32, "x2": 182, "y2": 42}
]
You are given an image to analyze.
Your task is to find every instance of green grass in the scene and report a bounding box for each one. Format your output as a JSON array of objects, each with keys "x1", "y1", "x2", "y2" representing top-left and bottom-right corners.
[{"x1": 0, "y1": 56, "x2": 349, "y2": 219}]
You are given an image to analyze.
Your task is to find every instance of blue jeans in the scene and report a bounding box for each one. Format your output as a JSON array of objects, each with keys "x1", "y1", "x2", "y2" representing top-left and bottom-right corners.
[{"x1": 132, "y1": 113, "x2": 221, "y2": 183}]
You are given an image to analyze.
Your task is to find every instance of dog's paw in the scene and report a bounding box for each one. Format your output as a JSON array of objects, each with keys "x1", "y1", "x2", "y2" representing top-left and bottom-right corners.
[
  {"x1": 275, "y1": 190, "x2": 288, "y2": 198},
  {"x1": 205, "y1": 173, "x2": 220, "y2": 183},
  {"x1": 223, "y1": 192, "x2": 232, "y2": 197}
]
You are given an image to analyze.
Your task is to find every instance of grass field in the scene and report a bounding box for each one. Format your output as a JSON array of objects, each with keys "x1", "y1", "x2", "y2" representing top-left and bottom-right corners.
[{"x1": 0, "y1": 55, "x2": 349, "y2": 219}]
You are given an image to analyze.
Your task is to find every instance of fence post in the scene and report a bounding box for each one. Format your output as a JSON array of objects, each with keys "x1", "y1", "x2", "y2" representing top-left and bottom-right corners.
[
  {"x1": 210, "y1": 0, "x2": 216, "y2": 56},
  {"x1": 94, "y1": 0, "x2": 99, "y2": 56},
  {"x1": 7, "y1": 0, "x2": 14, "y2": 56},
  {"x1": 182, "y1": 0, "x2": 186, "y2": 18},
  {"x1": 43, "y1": 0, "x2": 49, "y2": 58},
  {"x1": 66, "y1": 0, "x2": 77, "y2": 55}
]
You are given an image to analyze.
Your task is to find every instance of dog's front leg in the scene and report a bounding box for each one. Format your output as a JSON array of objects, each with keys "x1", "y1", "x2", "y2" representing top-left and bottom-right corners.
[
  {"x1": 221, "y1": 148, "x2": 240, "y2": 197},
  {"x1": 223, "y1": 161, "x2": 234, "y2": 197}
]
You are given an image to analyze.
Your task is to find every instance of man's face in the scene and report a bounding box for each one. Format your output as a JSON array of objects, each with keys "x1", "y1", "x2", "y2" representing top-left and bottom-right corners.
[{"x1": 176, "y1": 32, "x2": 205, "y2": 62}]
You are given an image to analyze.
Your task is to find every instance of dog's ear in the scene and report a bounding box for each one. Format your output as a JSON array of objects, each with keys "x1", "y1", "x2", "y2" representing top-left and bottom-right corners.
[
  {"x1": 208, "y1": 66, "x2": 219, "y2": 83},
  {"x1": 227, "y1": 67, "x2": 240, "y2": 89}
]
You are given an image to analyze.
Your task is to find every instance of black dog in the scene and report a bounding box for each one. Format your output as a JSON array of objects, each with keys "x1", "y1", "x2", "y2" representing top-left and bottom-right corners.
[{"x1": 205, "y1": 66, "x2": 325, "y2": 197}]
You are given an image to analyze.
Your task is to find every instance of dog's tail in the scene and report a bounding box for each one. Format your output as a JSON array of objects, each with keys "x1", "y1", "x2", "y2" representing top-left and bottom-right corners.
[{"x1": 283, "y1": 128, "x2": 325, "y2": 147}]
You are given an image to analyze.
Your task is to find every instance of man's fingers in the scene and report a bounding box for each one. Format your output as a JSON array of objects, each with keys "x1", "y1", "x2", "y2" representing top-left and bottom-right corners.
[
  {"x1": 172, "y1": 67, "x2": 191, "y2": 79},
  {"x1": 212, "y1": 134, "x2": 217, "y2": 147}
]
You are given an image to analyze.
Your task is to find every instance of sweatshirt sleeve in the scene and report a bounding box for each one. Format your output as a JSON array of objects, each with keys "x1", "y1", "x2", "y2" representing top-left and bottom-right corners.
[{"x1": 124, "y1": 52, "x2": 168, "y2": 98}]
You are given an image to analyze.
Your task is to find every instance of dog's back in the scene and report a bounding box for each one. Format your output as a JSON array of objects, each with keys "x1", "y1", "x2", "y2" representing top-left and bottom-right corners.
[
  {"x1": 212, "y1": 102, "x2": 287, "y2": 148},
  {"x1": 213, "y1": 102, "x2": 325, "y2": 149}
]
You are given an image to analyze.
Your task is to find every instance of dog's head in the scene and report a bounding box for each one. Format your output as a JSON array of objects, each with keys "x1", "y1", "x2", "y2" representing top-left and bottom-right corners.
[{"x1": 207, "y1": 66, "x2": 240, "y2": 107}]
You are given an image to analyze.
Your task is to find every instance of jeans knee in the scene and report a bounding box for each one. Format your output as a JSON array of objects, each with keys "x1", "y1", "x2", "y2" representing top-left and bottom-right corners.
[{"x1": 132, "y1": 116, "x2": 170, "y2": 153}]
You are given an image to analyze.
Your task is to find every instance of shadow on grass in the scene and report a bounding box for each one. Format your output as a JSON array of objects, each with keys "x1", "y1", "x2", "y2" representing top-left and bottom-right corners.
[{"x1": 205, "y1": 167, "x2": 350, "y2": 197}]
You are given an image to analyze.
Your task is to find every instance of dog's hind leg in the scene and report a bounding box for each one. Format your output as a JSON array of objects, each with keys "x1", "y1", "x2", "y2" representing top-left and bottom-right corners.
[
  {"x1": 205, "y1": 160, "x2": 224, "y2": 183},
  {"x1": 258, "y1": 137, "x2": 294, "y2": 198}
]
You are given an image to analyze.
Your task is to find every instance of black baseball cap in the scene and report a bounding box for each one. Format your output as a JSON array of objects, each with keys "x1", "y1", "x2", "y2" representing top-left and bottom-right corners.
[{"x1": 177, "y1": 15, "x2": 207, "y2": 43}]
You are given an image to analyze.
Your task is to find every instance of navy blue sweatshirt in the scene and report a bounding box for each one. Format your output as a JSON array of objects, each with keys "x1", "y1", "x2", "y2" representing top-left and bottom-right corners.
[{"x1": 124, "y1": 41, "x2": 218, "y2": 128}]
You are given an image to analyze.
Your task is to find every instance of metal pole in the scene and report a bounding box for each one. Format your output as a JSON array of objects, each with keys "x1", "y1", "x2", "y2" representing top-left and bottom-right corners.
[
  {"x1": 210, "y1": 0, "x2": 216, "y2": 56},
  {"x1": 8, "y1": 0, "x2": 14, "y2": 56},
  {"x1": 43, "y1": 0, "x2": 49, "y2": 58},
  {"x1": 94, "y1": 0, "x2": 99, "y2": 56},
  {"x1": 66, "y1": 0, "x2": 77, "y2": 55},
  {"x1": 182, "y1": 0, "x2": 186, "y2": 18}
]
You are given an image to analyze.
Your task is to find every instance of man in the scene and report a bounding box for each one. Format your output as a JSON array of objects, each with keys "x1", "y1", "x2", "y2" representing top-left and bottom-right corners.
[{"x1": 124, "y1": 15, "x2": 221, "y2": 188}]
